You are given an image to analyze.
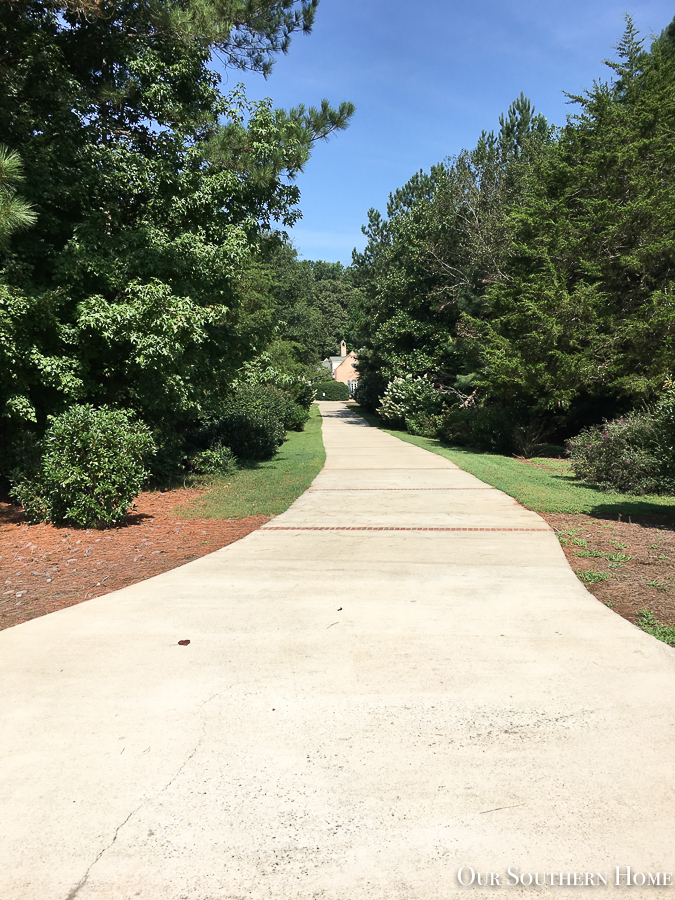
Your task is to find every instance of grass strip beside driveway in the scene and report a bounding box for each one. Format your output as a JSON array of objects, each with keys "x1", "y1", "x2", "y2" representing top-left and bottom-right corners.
[
  {"x1": 351, "y1": 406, "x2": 675, "y2": 520},
  {"x1": 181, "y1": 404, "x2": 326, "y2": 520},
  {"x1": 351, "y1": 404, "x2": 675, "y2": 645}
]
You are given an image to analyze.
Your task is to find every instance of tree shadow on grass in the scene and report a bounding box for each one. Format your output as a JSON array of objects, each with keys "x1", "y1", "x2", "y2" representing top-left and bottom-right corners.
[
  {"x1": 577, "y1": 497, "x2": 675, "y2": 527},
  {"x1": 236, "y1": 456, "x2": 287, "y2": 471}
]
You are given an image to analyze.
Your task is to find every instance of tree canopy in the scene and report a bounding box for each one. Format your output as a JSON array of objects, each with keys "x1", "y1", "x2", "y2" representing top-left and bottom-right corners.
[
  {"x1": 0, "y1": 0, "x2": 354, "y2": 467},
  {"x1": 351, "y1": 16, "x2": 675, "y2": 448}
]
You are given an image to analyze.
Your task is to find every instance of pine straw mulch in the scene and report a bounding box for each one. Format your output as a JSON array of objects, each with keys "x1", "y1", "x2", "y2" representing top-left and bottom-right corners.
[
  {"x1": 513, "y1": 455, "x2": 675, "y2": 631},
  {"x1": 0, "y1": 489, "x2": 269, "y2": 632},
  {"x1": 539, "y1": 512, "x2": 675, "y2": 630},
  {"x1": 2, "y1": 485, "x2": 675, "y2": 638}
]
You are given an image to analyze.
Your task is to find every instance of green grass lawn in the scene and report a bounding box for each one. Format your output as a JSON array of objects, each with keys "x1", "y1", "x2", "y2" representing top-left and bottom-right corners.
[
  {"x1": 180, "y1": 404, "x2": 325, "y2": 519},
  {"x1": 351, "y1": 405, "x2": 675, "y2": 522}
]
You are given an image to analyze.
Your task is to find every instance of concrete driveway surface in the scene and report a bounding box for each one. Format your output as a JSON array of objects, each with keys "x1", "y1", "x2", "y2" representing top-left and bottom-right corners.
[{"x1": 1, "y1": 401, "x2": 674, "y2": 899}]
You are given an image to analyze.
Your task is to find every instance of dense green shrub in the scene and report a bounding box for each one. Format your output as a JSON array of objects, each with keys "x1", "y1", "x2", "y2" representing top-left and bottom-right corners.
[
  {"x1": 149, "y1": 430, "x2": 190, "y2": 484},
  {"x1": 293, "y1": 381, "x2": 316, "y2": 410},
  {"x1": 11, "y1": 405, "x2": 155, "y2": 526},
  {"x1": 378, "y1": 375, "x2": 443, "y2": 433},
  {"x1": 285, "y1": 403, "x2": 310, "y2": 431},
  {"x1": 214, "y1": 384, "x2": 288, "y2": 461},
  {"x1": 437, "y1": 405, "x2": 515, "y2": 454},
  {"x1": 652, "y1": 382, "x2": 675, "y2": 477},
  {"x1": 189, "y1": 443, "x2": 238, "y2": 476},
  {"x1": 314, "y1": 380, "x2": 350, "y2": 401},
  {"x1": 352, "y1": 371, "x2": 385, "y2": 411},
  {"x1": 567, "y1": 412, "x2": 662, "y2": 494},
  {"x1": 236, "y1": 356, "x2": 315, "y2": 409}
]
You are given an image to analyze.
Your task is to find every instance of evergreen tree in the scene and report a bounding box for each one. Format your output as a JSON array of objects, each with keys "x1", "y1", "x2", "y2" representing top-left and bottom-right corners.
[
  {"x1": 0, "y1": 146, "x2": 36, "y2": 246},
  {"x1": 351, "y1": 96, "x2": 549, "y2": 411},
  {"x1": 468, "y1": 16, "x2": 675, "y2": 429},
  {"x1": 351, "y1": 15, "x2": 675, "y2": 448}
]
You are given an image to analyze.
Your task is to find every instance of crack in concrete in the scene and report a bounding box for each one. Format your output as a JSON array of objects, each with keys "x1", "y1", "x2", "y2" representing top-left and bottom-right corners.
[
  {"x1": 63, "y1": 689, "x2": 224, "y2": 900},
  {"x1": 64, "y1": 803, "x2": 144, "y2": 900}
]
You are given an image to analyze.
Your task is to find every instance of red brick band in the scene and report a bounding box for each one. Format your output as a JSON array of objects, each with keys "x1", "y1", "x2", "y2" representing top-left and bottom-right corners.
[
  {"x1": 308, "y1": 487, "x2": 495, "y2": 491},
  {"x1": 262, "y1": 526, "x2": 552, "y2": 532}
]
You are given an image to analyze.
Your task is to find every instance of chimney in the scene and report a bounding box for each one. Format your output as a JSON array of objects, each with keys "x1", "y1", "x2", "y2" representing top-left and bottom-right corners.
[{"x1": 340, "y1": 340, "x2": 347, "y2": 356}]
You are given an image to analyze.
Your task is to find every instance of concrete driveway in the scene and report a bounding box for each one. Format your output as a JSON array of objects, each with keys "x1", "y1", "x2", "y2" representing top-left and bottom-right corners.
[{"x1": 1, "y1": 401, "x2": 674, "y2": 899}]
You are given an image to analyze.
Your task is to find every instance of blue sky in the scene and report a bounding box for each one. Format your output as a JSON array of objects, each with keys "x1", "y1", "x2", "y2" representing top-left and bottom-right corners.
[{"x1": 217, "y1": 0, "x2": 674, "y2": 265}]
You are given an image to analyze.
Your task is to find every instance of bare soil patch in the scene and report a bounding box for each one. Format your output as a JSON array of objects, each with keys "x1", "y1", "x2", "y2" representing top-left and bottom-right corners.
[
  {"x1": 540, "y1": 512, "x2": 675, "y2": 629},
  {"x1": 0, "y1": 489, "x2": 269, "y2": 632}
]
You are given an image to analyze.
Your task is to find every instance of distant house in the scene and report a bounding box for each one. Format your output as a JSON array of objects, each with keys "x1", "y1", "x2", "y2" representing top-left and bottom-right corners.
[{"x1": 321, "y1": 340, "x2": 359, "y2": 395}]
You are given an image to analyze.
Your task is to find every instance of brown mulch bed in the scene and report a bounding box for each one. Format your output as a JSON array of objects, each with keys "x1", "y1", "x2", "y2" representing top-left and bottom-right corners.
[
  {"x1": 3, "y1": 483, "x2": 674, "y2": 637},
  {"x1": 0, "y1": 489, "x2": 269, "y2": 632},
  {"x1": 540, "y1": 512, "x2": 675, "y2": 628}
]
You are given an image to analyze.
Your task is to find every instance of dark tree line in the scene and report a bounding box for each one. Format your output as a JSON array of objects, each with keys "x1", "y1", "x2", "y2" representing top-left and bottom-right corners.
[{"x1": 351, "y1": 17, "x2": 675, "y2": 453}]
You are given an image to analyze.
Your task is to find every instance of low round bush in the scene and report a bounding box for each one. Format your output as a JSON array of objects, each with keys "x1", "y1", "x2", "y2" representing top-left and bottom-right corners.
[
  {"x1": 567, "y1": 411, "x2": 661, "y2": 494},
  {"x1": 189, "y1": 443, "x2": 238, "y2": 476},
  {"x1": 314, "y1": 380, "x2": 350, "y2": 401},
  {"x1": 285, "y1": 402, "x2": 310, "y2": 431},
  {"x1": 378, "y1": 375, "x2": 442, "y2": 429},
  {"x1": 214, "y1": 384, "x2": 288, "y2": 460},
  {"x1": 436, "y1": 404, "x2": 515, "y2": 454},
  {"x1": 652, "y1": 381, "x2": 675, "y2": 481},
  {"x1": 11, "y1": 405, "x2": 156, "y2": 526}
]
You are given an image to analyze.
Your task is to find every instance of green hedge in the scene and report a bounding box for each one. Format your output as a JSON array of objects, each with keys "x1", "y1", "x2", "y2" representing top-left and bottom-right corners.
[{"x1": 314, "y1": 380, "x2": 350, "y2": 401}]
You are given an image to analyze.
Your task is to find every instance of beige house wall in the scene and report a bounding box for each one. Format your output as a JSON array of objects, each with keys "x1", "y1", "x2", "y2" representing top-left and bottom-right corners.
[{"x1": 333, "y1": 352, "x2": 358, "y2": 384}]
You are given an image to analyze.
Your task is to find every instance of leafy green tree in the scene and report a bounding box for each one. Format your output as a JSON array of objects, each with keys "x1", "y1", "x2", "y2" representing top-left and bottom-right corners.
[
  {"x1": 0, "y1": 0, "x2": 353, "y2": 467},
  {"x1": 310, "y1": 262, "x2": 361, "y2": 358},
  {"x1": 352, "y1": 15, "x2": 675, "y2": 450},
  {"x1": 351, "y1": 95, "x2": 549, "y2": 411},
  {"x1": 244, "y1": 242, "x2": 361, "y2": 373}
]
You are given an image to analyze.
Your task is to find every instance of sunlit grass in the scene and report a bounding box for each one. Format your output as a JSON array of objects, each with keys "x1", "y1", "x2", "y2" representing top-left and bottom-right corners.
[
  {"x1": 180, "y1": 404, "x2": 325, "y2": 519},
  {"x1": 352, "y1": 406, "x2": 675, "y2": 521}
]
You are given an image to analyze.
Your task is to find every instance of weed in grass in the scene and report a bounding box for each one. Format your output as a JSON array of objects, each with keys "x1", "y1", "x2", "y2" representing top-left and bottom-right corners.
[
  {"x1": 576, "y1": 570, "x2": 610, "y2": 583},
  {"x1": 636, "y1": 610, "x2": 675, "y2": 646},
  {"x1": 606, "y1": 552, "x2": 632, "y2": 562},
  {"x1": 575, "y1": 550, "x2": 604, "y2": 558}
]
